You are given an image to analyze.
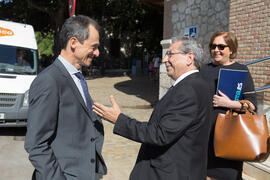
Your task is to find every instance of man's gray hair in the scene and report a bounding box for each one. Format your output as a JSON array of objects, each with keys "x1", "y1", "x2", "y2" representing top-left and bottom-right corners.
[
  {"x1": 172, "y1": 36, "x2": 205, "y2": 69},
  {"x1": 59, "y1": 15, "x2": 101, "y2": 50}
]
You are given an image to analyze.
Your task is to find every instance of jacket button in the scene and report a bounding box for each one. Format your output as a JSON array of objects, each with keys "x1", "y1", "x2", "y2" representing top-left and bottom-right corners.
[
  {"x1": 91, "y1": 159, "x2": 95, "y2": 163},
  {"x1": 90, "y1": 138, "x2": 95, "y2": 142}
]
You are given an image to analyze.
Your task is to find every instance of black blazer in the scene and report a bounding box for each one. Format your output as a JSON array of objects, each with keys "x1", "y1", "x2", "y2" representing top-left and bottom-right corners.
[
  {"x1": 113, "y1": 72, "x2": 212, "y2": 180},
  {"x1": 25, "y1": 59, "x2": 107, "y2": 180}
]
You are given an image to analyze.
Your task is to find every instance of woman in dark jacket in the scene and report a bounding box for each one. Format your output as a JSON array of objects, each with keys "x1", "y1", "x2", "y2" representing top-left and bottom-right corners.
[{"x1": 200, "y1": 31, "x2": 257, "y2": 180}]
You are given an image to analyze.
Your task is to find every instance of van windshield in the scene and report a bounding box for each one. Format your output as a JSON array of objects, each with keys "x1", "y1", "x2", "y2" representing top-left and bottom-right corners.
[{"x1": 0, "y1": 45, "x2": 38, "y2": 75}]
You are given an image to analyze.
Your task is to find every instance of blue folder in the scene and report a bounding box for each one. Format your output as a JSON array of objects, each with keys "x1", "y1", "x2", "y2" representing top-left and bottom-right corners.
[{"x1": 216, "y1": 68, "x2": 248, "y2": 100}]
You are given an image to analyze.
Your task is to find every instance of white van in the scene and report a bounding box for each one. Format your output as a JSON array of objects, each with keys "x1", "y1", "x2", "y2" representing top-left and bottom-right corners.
[{"x1": 0, "y1": 20, "x2": 38, "y2": 127}]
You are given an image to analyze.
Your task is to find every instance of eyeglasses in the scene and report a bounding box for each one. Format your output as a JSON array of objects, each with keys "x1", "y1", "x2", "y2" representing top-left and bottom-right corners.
[
  {"x1": 210, "y1": 44, "x2": 229, "y2": 50},
  {"x1": 165, "y1": 50, "x2": 184, "y2": 58}
]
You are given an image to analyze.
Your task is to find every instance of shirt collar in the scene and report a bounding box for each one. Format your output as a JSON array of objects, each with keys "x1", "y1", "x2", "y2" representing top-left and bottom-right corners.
[
  {"x1": 173, "y1": 70, "x2": 199, "y2": 86},
  {"x1": 58, "y1": 55, "x2": 80, "y2": 75}
]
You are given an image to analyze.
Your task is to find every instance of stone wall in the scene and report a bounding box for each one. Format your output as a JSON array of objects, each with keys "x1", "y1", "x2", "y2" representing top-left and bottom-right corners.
[
  {"x1": 161, "y1": 0, "x2": 270, "y2": 102},
  {"x1": 160, "y1": 0, "x2": 230, "y2": 98},
  {"x1": 161, "y1": 0, "x2": 270, "y2": 137}
]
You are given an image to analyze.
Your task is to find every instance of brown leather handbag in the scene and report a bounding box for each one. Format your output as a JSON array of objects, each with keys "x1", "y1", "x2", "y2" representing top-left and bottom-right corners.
[{"x1": 214, "y1": 100, "x2": 270, "y2": 162}]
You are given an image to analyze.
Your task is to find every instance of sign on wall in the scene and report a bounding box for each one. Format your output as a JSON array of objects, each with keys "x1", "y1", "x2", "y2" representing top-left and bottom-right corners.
[{"x1": 184, "y1": 25, "x2": 198, "y2": 38}]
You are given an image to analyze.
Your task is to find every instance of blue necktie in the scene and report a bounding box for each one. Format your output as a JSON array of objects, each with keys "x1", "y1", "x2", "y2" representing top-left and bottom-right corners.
[{"x1": 75, "y1": 72, "x2": 92, "y2": 113}]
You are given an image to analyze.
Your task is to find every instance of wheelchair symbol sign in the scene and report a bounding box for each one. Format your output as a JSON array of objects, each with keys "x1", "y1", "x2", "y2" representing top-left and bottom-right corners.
[
  {"x1": 189, "y1": 27, "x2": 197, "y2": 38},
  {"x1": 184, "y1": 26, "x2": 198, "y2": 38}
]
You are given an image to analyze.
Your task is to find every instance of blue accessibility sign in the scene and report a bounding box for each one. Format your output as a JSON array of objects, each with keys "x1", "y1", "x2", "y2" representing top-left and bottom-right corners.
[{"x1": 184, "y1": 25, "x2": 198, "y2": 38}]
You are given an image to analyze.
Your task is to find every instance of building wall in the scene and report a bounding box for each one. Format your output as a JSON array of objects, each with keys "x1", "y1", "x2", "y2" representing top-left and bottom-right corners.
[
  {"x1": 229, "y1": 0, "x2": 270, "y2": 108},
  {"x1": 160, "y1": 0, "x2": 230, "y2": 98},
  {"x1": 161, "y1": 0, "x2": 270, "y2": 132}
]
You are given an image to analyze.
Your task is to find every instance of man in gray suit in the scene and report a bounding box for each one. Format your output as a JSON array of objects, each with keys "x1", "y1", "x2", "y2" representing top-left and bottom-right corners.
[
  {"x1": 93, "y1": 37, "x2": 212, "y2": 180},
  {"x1": 25, "y1": 15, "x2": 107, "y2": 180}
]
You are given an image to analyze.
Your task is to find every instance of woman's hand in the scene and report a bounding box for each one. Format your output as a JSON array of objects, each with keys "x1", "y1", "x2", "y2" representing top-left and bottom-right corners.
[
  {"x1": 213, "y1": 90, "x2": 256, "y2": 111},
  {"x1": 93, "y1": 95, "x2": 121, "y2": 124},
  {"x1": 213, "y1": 90, "x2": 232, "y2": 108}
]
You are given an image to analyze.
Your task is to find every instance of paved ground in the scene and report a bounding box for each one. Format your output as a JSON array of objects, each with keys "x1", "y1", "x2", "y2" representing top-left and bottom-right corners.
[
  {"x1": 0, "y1": 74, "x2": 158, "y2": 180},
  {"x1": 0, "y1": 74, "x2": 266, "y2": 179},
  {"x1": 87, "y1": 75, "x2": 159, "y2": 180}
]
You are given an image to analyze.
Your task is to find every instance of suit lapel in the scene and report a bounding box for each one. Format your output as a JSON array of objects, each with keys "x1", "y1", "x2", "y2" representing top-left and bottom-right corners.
[
  {"x1": 157, "y1": 72, "x2": 199, "y2": 106},
  {"x1": 53, "y1": 59, "x2": 91, "y2": 118}
]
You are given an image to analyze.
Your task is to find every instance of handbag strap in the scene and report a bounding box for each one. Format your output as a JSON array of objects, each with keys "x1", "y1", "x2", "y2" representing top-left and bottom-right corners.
[
  {"x1": 224, "y1": 100, "x2": 254, "y2": 118},
  {"x1": 238, "y1": 100, "x2": 255, "y2": 114}
]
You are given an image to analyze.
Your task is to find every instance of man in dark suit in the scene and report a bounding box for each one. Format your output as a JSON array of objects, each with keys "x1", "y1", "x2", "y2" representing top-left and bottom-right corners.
[
  {"x1": 93, "y1": 37, "x2": 212, "y2": 180},
  {"x1": 24, "y1": 15, "x2": 107, "y2": 180}
]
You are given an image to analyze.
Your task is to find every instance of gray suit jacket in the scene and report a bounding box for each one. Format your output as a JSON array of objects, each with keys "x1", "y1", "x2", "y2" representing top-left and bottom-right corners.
[
  {"x1": 25, "y1": 59, "x2": 107, "y2": 180},
  {"x1": 113, "y1": 72, "x2": 212, "y2": 180}
]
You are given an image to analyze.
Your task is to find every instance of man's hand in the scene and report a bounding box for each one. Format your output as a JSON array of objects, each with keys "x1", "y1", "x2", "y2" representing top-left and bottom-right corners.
[{"x1": 93, "y1": 95, "x2": 121, "y2": 124}]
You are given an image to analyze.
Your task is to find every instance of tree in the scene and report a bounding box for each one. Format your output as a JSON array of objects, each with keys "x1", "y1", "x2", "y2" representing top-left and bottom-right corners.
[
  {"x1": 35, "y1": 32, "x2": 54, "y2": 56},
  {"x1": 0, "y1": 0, "x2": 163, "y2": 68},
  {"x1": 0, "y1": 0, "x2": 67, "y2": 55}
]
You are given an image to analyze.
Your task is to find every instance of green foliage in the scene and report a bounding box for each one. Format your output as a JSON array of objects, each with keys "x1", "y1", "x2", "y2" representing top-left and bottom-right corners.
[
  {"x1": 35, "y1": 32, "x2": 54, "y2": 56},
  {"x1": 0, "y1": 0, "x2": 163, "y2": 68}
]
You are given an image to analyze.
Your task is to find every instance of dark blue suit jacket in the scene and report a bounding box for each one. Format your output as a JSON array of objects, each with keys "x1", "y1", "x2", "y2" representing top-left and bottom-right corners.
[{"x1": 25, "y1": 59, "x2": 107, "y2": 180}]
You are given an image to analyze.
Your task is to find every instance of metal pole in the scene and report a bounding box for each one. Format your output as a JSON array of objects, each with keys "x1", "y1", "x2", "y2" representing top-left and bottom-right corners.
[
  {"x1": 243, "y1": 56, "x2": 270, "y2": 66},
  {"x1": 243, "y1": 85, "x2": 270, "y2": 94}
]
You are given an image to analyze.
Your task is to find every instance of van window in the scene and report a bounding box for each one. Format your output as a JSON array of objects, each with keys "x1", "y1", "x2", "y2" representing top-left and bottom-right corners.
[{"x1": 0, "y1": 44, "x2": 38, "y2": 75}]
